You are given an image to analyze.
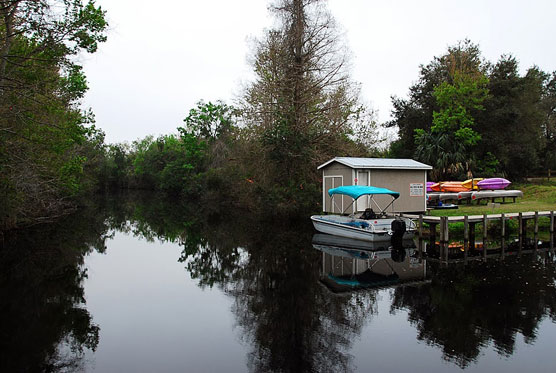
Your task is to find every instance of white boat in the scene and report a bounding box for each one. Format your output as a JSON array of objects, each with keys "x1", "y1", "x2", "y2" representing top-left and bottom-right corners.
[{"x1": 310, "y1": 185, "x2": 416, "y2": 242}]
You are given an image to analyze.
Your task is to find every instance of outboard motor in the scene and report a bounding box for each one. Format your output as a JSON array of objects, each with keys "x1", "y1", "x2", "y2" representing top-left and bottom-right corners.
[
  {"x1": 390, "y1": 218, "x2": 406, "y2": 247},
  {"x1": 391, "y1": 218, "x2": 406, "y2": 237},
  {"x1": 390, "y1": 247, "x2": 406, "y2": 263}
]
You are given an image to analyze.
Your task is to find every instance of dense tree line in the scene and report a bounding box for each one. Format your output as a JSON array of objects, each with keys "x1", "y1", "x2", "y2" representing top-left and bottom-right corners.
[
  {"x1": 388, "y1": 40, "x2": 556, "y2": 181},
  {"x1": 0, "y1": 0, "x2": 108, "y2": 229}
]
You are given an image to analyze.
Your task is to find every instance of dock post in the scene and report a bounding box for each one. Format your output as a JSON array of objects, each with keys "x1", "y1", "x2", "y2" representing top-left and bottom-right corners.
[
  {"x1": 482, "y1": 214, "x2": 488, "y2": 259},
  {"x1": 418, "y1": 214, "x2": 424, "y2": 259},
  {"x1": 518, "y1": 212, "x2": 523, "y2": 255},
  {"x1": 429, "y1": 223, "x2": 437, "y2": 257},
  {"x1": 550, "y1": 211, "x2": 554, "y2": 252},
  {"x1": 444, "y1": 217, "x2": 450, "y2": 262},
  {"x1": 469, "y1": 222, "x2": 476, "y2": 256},
  {"x1": 534, "y1": 211, "x2": 539, "y2": 251},
  {"x1": 463, "y1": 215, "x2": 469, "y2": 263},
  {"x1": 501, "y1": 213, "x2": 505, "y2": 258},
  {"x1": 439, "y1": 217, "x2": 445, "y2": 261},
  {"x1": 522, "y1": 214, "x2": 528, "y2": 238}
]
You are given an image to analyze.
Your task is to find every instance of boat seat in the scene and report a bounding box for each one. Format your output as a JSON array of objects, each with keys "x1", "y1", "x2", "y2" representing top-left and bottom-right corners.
[
  {"x1": 343, "y1": 221, "x2": 370, "y2": 229},
  {"x1": 360, "y1": 208, "x2": 377, "y2": 220}
]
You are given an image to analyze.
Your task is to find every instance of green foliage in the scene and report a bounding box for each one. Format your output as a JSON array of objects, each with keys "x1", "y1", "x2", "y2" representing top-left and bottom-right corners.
[
  {"x1": 475, "y1": 57, "x2": 547, "y2": 179},
  {"x1": 124, "y1": 133, "x2": 208, "y2": 195},
  {"x1": 474, "y1": 152, "x2": 500, "y2": 177},
  {"x1": 182, "y1": 100, "x2": 235, "y2": 141},
  {"x1": 60, "y1": 65, "x2": 89, "y2": 100},
  {"x1": 389, "y1": 40, "x2": 486, "y2": 158},
  {"x1": 414, "y1": 70, "x2": 488, "y2": 179},
  {"x1": 540, "y1": 72, "x2": 556, "y2": 171},
  {"x1": 96, "y1": 142, "x2": 131, "y2": 189},
  {"x1": 0, "y1": 1, "x2": 108, "y2": 229},
  {"x1": 431, "y1": 72, "x2": 488, "y2": 145},
  {"x1": 59, "y1": 155, "x2": 87, "y2": 195},
  {"x1": 393, "y1": 41, "x2": 553, "y2": 180}
]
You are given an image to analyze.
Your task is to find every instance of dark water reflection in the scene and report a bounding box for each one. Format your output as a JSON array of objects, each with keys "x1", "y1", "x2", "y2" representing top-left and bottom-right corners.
[
  {"x1": 1, "y1": 192, "x2": 556, "y2": 372},
  {"x1": 0, "y1": 206, "x2": 107, "y2": 371},
  {"x1": 392, "y1": 258, "x2": 556, "y2": 367}
]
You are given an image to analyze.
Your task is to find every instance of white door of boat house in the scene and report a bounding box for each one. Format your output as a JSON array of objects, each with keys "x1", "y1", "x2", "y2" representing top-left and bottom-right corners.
[
  {"x1": 356, "y1": 171, "x2": 370, "y2": 211},
  {"x1": 324, "y1": 176, "x2": 343, "y2": 213}
]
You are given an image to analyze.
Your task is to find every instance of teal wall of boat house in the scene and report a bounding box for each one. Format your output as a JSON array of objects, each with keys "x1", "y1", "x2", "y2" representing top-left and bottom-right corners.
[{"x1": 318, "y1": 157, "x2": 432, "y2": 214}]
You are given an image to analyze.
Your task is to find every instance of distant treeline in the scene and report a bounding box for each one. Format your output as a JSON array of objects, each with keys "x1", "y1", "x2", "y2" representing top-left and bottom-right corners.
[
  {"x1": 94, "y1": 98, "x2": 377, "y2": 218},
  {"x1": 1, "y1": 1, "x2": 555, "y2": 231}
]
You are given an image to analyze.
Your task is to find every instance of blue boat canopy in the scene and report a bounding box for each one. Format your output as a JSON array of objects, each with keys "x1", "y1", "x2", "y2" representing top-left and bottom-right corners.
[{"x1": 328, "y1": 185, "x2": 400, "y2": 200}]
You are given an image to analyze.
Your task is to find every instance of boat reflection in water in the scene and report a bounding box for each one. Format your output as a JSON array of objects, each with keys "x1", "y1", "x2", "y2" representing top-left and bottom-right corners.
[{"x1": 312, "y1": 233, "x2": 428, "y2": 293}]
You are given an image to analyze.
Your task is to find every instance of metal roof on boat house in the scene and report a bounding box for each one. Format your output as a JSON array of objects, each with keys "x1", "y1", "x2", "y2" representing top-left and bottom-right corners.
[{"x1": 317, "y1": 157, "x2": 432, "y2": 170}]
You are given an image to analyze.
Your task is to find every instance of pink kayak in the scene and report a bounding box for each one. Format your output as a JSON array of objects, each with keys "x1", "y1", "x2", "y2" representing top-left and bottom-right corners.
[{"x1": 477, "y1": 178, "x2": 511, "y2": 190}]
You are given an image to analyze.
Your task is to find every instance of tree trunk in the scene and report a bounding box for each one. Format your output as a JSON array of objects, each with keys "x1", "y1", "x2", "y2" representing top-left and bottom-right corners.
[{"x1": 0, "y1": 1, "x2": 19, "y2": 93}]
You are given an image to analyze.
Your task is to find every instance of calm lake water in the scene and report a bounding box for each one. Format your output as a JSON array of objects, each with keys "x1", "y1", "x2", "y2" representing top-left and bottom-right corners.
[{"x1": 2, "y1": 193, "x2": 556, "y2": 372}]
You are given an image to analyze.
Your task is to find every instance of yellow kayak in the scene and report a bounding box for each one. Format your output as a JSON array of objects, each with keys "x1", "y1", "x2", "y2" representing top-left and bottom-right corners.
[{"x1": 462, "y1": 178, "x2": 483, "y2": 190}]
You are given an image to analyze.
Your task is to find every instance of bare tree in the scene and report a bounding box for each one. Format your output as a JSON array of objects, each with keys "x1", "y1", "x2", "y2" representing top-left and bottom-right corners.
[{"x1": 240, "y1": 0, "x2": 371, "y2": 185}]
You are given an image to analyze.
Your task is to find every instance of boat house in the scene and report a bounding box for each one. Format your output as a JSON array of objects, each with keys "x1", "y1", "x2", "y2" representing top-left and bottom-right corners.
[{"x1": 318, "y1": 157, "x2": 432, "y2": 214}]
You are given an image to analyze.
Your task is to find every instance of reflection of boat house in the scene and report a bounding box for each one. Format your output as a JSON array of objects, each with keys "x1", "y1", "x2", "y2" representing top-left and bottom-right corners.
[
  {"x1": 318, "y1": 157, "x2": 432, "y2": 214},
  {"x1": 313, "y1": 234, "x2": 428, "y2": 293},
  {"x1": 317, "y1": 246, "x2": 427, "y2": 293}
]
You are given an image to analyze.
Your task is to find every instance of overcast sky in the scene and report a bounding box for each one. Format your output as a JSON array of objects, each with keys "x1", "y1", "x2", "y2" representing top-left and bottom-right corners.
[{"x1": 81, "y1": 0, "x2": 556, "y2": 144}]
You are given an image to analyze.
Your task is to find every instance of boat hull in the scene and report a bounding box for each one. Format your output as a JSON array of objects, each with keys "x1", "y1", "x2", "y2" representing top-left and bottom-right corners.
[
  {"x1": 471, "y1": 190, "x2": 523, "y2": 200},
  {"x1": 311, "y1": 215, "x2": 415, "y2": 242},
  {"x1": 427, "y1": 192, "x2": 459, "y2": 202},
  {"x1": 457, "y1": 191, "x2": 473, "y2": 200}
]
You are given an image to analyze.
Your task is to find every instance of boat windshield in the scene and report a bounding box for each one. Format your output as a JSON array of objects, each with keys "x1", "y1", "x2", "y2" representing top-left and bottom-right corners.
[{"x1": 328, "y1": 185, "x2": 400, "y2": 200}]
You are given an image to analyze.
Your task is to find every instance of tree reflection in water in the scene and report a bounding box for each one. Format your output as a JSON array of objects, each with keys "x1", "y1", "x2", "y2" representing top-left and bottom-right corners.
[
  {"x1": 391, "y1": 256, "x2": 556, "y2": 367},
  {"x1": 92, "y1": 193, "x2": 379, "y2": 372},
  {"x1": 176, "y1": 209, "x2": 378, "y2": 372},
  {"x1": 0, "y1": 205, "x2": 111, "y2": 372}
]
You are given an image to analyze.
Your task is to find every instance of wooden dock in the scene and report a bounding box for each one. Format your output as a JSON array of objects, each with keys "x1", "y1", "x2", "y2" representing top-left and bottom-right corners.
[{"x1": 405, "y1": 211, "x2": 555, "y2": 262}]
